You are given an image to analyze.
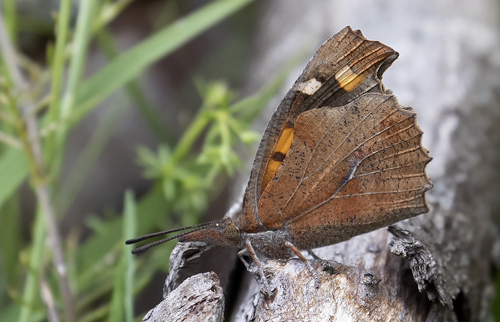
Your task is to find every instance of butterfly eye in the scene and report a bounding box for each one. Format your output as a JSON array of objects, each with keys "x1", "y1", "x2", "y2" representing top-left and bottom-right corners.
[{"x1": 224, "y1": 223, "x2": 240, "y2": 241}]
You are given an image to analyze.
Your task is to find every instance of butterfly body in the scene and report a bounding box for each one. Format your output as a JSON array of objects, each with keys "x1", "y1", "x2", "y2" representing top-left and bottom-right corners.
[{"x1": 178, "y1": 217, "x2": 296, "y2": 259}]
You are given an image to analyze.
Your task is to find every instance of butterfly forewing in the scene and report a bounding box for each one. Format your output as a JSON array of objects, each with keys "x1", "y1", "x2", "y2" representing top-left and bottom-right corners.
[{"x1": 241, "y1": 27, "x2": 398, "y2": 230}]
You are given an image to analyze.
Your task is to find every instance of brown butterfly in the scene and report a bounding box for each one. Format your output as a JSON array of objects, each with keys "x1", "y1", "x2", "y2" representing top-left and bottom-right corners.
[{"x1": 126, "y1": 26, "x2": 432, "y2": 293}]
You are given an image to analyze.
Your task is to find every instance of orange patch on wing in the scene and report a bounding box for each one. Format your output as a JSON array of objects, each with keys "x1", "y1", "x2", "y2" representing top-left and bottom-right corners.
[
  {"x1": 335, "y1": 66, "x2": 369, "y2": 92},
  {"x1": 261, "y1": 126, "x2": 294, "y2": 192}
]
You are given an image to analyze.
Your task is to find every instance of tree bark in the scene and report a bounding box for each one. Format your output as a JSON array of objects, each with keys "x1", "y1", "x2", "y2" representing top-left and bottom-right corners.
[{"x1": 142, "y1": 0, "x2": 500, "y2": 321}]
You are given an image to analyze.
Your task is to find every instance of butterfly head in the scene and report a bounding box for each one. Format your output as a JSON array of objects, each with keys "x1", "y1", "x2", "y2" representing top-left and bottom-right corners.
[
  {"x1": 126, "y1": 217, "x2": 241, "y2": 254},
  {"x1": 178, "y1": 217, "x2": 241, "y2": 247}
]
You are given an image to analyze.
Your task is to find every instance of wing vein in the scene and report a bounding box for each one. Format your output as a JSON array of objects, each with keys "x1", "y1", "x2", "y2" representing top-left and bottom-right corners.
[{"x1": 279, "y1": 95, "x2": 388, "y2": 213}]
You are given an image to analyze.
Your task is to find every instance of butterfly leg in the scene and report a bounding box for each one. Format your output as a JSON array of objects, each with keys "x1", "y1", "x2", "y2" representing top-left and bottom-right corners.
[
  {"x1": 237, "y1": 248, "x2": 251, "y2": 269},
  {"x1": 306, "y1": 249, "x2": 339, "y2": 274},
  {"x1": 239, "y1": 240, "x2": 273, "y2": 296},
  {"x1": 285, "y1": 242, "x2": 320, "y2": 288},
  {"x1": 306, "y1": 249, "x2": 323, "y2": 260}
]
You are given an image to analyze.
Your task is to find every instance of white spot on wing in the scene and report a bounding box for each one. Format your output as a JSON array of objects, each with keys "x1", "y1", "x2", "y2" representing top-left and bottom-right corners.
[{"x1": 297, "y1": 78, "x2": 322, "y2": 95}]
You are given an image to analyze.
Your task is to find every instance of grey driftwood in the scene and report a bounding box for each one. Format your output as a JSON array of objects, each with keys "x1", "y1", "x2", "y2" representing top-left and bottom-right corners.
[{"x1": 142, "y1": 0, "x2": 500, "y2": 321}]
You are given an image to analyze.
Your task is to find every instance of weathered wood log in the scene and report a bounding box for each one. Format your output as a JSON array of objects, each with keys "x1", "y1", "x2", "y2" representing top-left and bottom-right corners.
[
  {"x1": 141, "y1": 0, "x2": 500, "y2": 321},
  {"x1": 143, "y1": 272, "x2": 224, "y2": 322}
]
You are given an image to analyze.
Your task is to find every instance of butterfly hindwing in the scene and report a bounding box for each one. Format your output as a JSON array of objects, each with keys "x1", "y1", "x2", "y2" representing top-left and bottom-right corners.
[{"x1": 257, "y1": 94, "x2": 431, "y2": 248}]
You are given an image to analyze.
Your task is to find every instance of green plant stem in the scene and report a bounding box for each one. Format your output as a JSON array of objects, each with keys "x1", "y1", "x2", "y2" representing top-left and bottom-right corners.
[
  {"x1": 0, "y1": 10, "x2": 76, "y2": 322},
  {"x1": 52, "y1": 0, "x2": 96, "y2": 179},
  {"x1": 60, "y1": 0, "x2": 96, "y2": 120},
  {"x1": 0, "y1": 12, "x2": 22, "y2": 88},
  {"x1": 3, "y1": 0, "x2": 16, "y2": 42},
  {"x1": 171, "y1": 110, "x2": 211, "y2": 166},
  {"x1": 18, "y1": 80, "x2": 77, "y2": 322},
  {"x1": 46, "y1": 0, "x2": 72, "y2": 163}
]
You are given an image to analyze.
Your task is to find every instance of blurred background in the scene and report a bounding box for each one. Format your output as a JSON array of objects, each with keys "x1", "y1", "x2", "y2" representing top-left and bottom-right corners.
[{"x1": 0, "y1": 0, "x2": 499, "y2": 321}]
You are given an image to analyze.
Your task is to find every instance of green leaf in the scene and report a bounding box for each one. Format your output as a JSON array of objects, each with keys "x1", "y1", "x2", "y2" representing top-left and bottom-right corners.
[
  {"x1": 0, "y1": 197, "x2": 21, "y2": 314},
  {"x1": 108, "y1": 191, "x2": 136, "y2": 322},
  {"x1": 123, "y1": 191, "x2": 136, "y2": 322},
  {"x1": 18, "y1": 209, "x2": 47, "y2": 322},
  {"x1": 0, "y1": 148, "x2": 28, "y2": 209},
  {"x1": 108, "y1": 261, "x2": 124, "y2": 321},
  {"x1": 73, "y1": 0, "x2": 253, "y2": 121}
]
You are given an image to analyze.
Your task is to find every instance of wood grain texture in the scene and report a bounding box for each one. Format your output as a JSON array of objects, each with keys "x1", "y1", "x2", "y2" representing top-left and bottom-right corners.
[{"x1": 142, "y1": 272, "x2": 224, "y2": 322}]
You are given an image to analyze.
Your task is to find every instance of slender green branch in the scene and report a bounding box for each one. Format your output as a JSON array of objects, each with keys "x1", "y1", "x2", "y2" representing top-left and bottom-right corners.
[
  {"x1": 51, "y1": 0, "x2": 96, "y2": 178},
  {"x1": 42, "y1": 0, "x2": 74, "y2": 183},
  {"x1": 0, "y1": 12, "x2": 24, "y2": 88},
  {"x1": 171, "y1": 110, "x2": 211, "y2": 164},
  {"x1": 3, "y1": 0, "x2": 17, "y2": 42},
  {"x1": 60, "y1": 0, "x2": 95, "y2": 120},
  {"x1": 47, "y1": 0, "x2": 71, "y2": 132}
]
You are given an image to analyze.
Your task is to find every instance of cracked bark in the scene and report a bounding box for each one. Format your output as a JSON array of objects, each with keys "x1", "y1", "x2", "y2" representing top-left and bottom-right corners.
[{"x1": 140, "y1": 0, "x2": 500, "y2": 321}]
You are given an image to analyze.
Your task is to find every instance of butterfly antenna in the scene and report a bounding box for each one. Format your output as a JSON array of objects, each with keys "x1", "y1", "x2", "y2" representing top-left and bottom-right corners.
[
  {"x1": 130, "y1": 227, "x2": 210, "y2": 254},
  {"x1": 125, "y1": 221, "x2": 215, "y2": 245}
]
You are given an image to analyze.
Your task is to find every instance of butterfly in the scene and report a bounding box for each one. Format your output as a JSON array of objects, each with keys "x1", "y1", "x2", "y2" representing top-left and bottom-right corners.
[{"x1": 126, "y1": 26, "x2": 432, "y2": 293}]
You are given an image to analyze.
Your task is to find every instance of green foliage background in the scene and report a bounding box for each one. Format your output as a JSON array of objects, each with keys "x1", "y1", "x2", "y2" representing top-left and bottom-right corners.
[{"x1": 0, "y1": 0, "x2": 293, "y2": 321}]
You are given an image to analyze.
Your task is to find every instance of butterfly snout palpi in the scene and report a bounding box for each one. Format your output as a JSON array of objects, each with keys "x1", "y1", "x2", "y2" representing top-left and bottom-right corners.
[{"x1": 126, "y1": 26, "x2": 432, "y2": 294}]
